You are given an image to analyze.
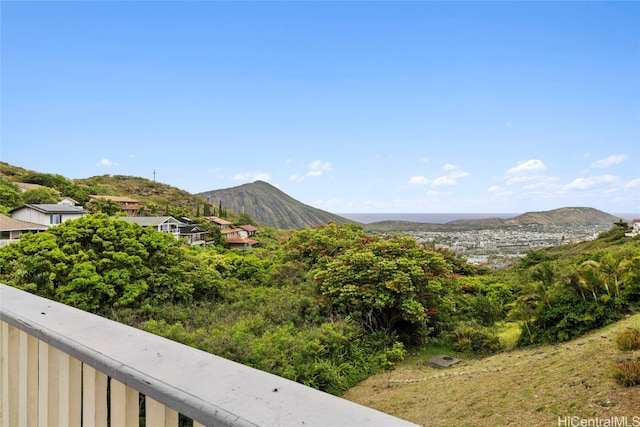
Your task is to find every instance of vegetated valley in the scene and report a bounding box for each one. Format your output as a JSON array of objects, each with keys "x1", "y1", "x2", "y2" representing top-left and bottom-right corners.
[{"x1": 1, "y1": 164, "x2": 640, "y2": 425}]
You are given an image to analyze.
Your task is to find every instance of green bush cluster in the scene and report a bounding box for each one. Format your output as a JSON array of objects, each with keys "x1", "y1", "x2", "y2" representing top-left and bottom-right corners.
[
  {"x1": 510, "y1": 244, "x2": 640, "y2": 345},
  {"x1": 450, "y1": 322, "x2": 501, "y2": 355}
]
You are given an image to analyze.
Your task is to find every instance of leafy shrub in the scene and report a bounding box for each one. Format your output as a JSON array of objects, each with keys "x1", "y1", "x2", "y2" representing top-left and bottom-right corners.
[
  {"x1": 612, "y1": 358, "x2": 640, "y2": 387},
  {"x1": 451, "y1": 322, "x2": 501, "y2": 355},
  {"x1": 616, "y1": 328, "x2": 640, "y2": 351}
]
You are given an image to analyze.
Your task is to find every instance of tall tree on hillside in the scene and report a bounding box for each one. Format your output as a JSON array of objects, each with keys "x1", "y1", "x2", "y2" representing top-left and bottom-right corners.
[
  {"x1": 0, "y1": 178, "x2": 22, "y2": 212},
  {"x1": 313, "y1": 233, "x2": 453, "y2": 340},
  {"x1": 22, "y1": 187, "x2": 61, "y2": 204}
]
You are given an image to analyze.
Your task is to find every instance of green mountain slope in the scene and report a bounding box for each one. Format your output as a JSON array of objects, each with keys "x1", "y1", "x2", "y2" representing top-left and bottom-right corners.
[
  {"x1": 366, "y1": 207, "x2": 622, "y2": 232},
  {"x1": 504, "y1": 206, "x2": 622, "y2": 226},
  {"x1": 198, "y1": 181, "x2": 353, "y2": 229},
  {"x1": 74, "y1": 174, "x2": 206, "y2": 214}
]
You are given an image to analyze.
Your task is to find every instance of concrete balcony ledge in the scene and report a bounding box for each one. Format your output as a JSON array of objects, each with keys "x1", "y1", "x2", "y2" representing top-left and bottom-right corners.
[{"x1": 0, "y1": 284, "x2": 417, "y2": 426}]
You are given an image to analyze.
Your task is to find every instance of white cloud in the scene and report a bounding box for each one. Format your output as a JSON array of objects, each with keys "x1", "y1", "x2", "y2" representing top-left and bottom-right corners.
[
  {"x1": 233, "y1": 173, "x2": 250, "y2": 181},
  {"x1": 506, "y1": 174, "x2": 545, "y2": 186},
  {"x1": 565, "y1": 174, "x2": 619, "y2": 190},
  {"x1": 449, "y1": 170, "x2": 469, "y2": 179},
  {"x1": 624, "y1": 178, "x2": 640, "y2": 189},
  {"x1": 253, "y1": 171, "x2": 271, "y2": 181},
  {"x1": 409, "y1": 176, "x2": 430, "y2": 186},
  {"x1": 506, "y1": 159, "x2": 546, "y2": 175},
  {"x1": 308, "y1": 160, "x2": 332, "y2": 172},
  {"x1": 305, "y1": 160, "x2": 332, "y2": 177},
  {"x1": 97, "y1": 158, "x2": 117, "y2": 167},
  {"x1": 233, "y1": 171, "x2": 271, "y2": 182},
  {"x1": 411, "y1": 164, "x2": 469, "y2": 188},
  {"x1": 420, "y1": 156, "x2": 429, "y2": 163},
  {"x1": 590, "y1": 154, "x2": 627, "y2": 168},
  {"x1": 488, "y1": 185, "x2": 513, "y2": 196},
  {"x1": 289, "y1": 174, "x2": 304, "y2": 183},
  {"x1": 432, "y1": 176, "x2": 456, "y2": 186}
]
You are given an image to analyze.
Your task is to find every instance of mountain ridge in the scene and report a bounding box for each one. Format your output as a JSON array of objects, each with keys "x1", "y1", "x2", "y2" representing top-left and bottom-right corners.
[
  {"x1": 1, "y1": 162, "x2": 626, "y2": 230},
  {"x1": 197, "y1": 181, "x2": 352, "y2": 229}
]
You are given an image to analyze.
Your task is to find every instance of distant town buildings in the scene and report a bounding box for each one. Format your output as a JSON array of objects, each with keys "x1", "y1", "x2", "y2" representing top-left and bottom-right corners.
[{"x1": 407, "y1": 223, "x2": 616, "y2": 266}]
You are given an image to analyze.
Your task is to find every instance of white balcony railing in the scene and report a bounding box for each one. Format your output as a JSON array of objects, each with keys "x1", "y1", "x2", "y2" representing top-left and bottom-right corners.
[{"x1": 0, "y1": 284, "x2": 417, "y2": 427}]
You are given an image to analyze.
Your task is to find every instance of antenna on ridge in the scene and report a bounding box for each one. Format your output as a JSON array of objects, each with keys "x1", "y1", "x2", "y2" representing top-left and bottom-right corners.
[{"x1": 153, "y1": 169, "x2": 156, "y2": 182}]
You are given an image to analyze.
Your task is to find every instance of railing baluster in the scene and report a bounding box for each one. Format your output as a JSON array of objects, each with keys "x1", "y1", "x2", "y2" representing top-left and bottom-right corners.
[
  {"x1": 66, "y1": 355, "x2": 82, "y2": 427},
  {"x1": 21, "y1": 332, "x2": 39, "y2": 427},
  {"x1": 58, "y1": 352, "x2": 70, "y2": 426},
  {"x1": 82, "y1": 364, "x2": 108, "y2": 427},
  {"x1": 37, "y1": 341, "x2": 58, "y2": 427},
  {"x1": 3, "y1": 323, "x2": 20, "y2": 427},
  {"x1": 110, "y1": 379, "x2": 139, "y2": 427},
  {"x1": 19, "y1": 329, "x2": 38, "y2": 427},
  {"x1": 146, "y1": 396, "x2": 179, "y2": 427}
]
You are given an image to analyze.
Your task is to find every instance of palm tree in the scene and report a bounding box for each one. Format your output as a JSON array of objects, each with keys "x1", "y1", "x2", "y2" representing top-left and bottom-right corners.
[{"x1": 577, "y1": 260, "x2": 607, "y2": 305}]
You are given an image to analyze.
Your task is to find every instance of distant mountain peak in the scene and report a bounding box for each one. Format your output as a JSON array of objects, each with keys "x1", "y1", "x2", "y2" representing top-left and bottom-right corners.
[
  {"x1": 505, "y1": 207, "x2": 620, "y2": 226},
  {"x1": 197, "y1": 182, "x2": 352, "y2": 229}
]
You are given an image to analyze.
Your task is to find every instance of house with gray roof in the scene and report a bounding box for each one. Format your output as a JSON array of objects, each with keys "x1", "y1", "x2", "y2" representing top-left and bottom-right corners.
[
  {"x1": 9, "y1": 204, "x2": 88, "y2": 227},
  {"x1": 118, "y1": 216, "x2": 184, "y2": 238}
]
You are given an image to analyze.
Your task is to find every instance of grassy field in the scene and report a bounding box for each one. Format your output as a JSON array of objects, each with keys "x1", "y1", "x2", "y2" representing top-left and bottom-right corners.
[{"x1": 343, "y1": 315, "x2": 640, "y2": 426}]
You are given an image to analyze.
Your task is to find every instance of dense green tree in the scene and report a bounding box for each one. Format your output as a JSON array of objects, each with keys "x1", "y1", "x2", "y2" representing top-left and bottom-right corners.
[
  {"x1": 86, "y1": 199, "x2": 122, "y2": 216},
  {"x1": 313, "y1": 233, "x2": 453, "y2": 340},
  {"x1": 284, "y1": 222, "x2": 370, "y2": 268},
  {"x1": 19, "y1": 172, "x2": 69, "y2": 189},
  {"x1": 22, "y1": 187, "x2": 61, "y2": 204},
  {"x1": 0, "y1": 177, "x2": 22, "y2": 212},
  {"x1": 0, "y1": 213, "x2": 209, "y2": 312},
  {"x1": 235, "y1": 211, "x2": 257, "y2": 226}
]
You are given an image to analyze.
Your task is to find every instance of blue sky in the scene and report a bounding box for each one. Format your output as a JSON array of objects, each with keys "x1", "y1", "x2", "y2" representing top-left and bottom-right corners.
[{"x1": 2, "y1": 1, "x2": 639, "y2": 214}]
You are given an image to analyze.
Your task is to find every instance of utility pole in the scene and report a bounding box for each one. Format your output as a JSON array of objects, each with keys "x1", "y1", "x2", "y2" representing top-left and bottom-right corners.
[{"x1": 153, "y1": 170, "x2": 156, "y2": 182}]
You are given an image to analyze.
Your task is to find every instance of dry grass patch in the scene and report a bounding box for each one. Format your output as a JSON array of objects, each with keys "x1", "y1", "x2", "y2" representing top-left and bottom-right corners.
[{"x1": 343, "y1": 314, "x2": 640, "y2": 426}]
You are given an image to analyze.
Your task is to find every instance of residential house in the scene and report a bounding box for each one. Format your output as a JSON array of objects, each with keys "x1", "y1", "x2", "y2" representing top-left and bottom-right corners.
[
  {"x1": 205, "y1": 217, "x2": 260, "y2": 249},
  {"x1": 221, "y1": 227, "x2": 258, "y2": 250},
  {"x1": 203, "y1": 216, "x2": 232, "y2": 230},
  {"x1": 10, "y1": 204, "x2": 88, "y2": 227},
  {"x1": 626, "y1": 219, "x2": 640, "y2": 237},
  {"x1": 118, "y1": 216, "x2": 185, "y2": 238},
  {"x1": 58, "y1": 197, "x2": 81, "y2": 206},
  {"x1": 226, "y1": 235, "x2": 259, "y2": 250},
  {"x1": 89, "y1": 195, "x2": 142, "y2": 216},
  {"x1": 178, "y1": 224, "x2": 209, "y2": 246},
  {"x1": 238, "y1": 224, "x2": 258, "y2": 236},
  {"x1": 0, "y1": 214, "x2": 48, "y2": 247}
]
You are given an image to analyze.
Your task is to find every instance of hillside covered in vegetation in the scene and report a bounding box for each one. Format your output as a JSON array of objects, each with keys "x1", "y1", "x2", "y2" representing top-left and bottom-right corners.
[
  {"x1": 0, "y1": 210, "x2": 638, "y2": 398},
  {"x1": 198, "y1": 180, "x2": 352, "y2": 229},
  {"x1": 0, "y1": 162, "x2": 352, "y2": 229}
]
